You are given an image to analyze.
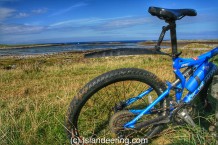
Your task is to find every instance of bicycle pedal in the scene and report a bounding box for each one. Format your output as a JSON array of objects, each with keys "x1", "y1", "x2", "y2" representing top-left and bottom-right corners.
[{"x1": 177, "y1": 108, "x2": 196, "y2": 127}]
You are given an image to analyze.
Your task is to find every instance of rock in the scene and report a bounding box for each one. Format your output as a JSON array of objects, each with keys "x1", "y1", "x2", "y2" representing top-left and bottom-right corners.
[
  {"x1": 211, "y1": 76, "x2": 218, "y2": 99},
  {"x1": 3, "y1": 64, "x2": 16, "y2": 70},
  {"x1": 211, "y1": 75, "x2": 218, "y2": 143}
]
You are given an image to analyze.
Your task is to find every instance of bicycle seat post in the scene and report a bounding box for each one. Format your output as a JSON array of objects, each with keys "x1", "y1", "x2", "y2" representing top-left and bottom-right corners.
[
  {"x1": 149, "y1": 6, "x2": 197, "y2": 58},
  {"x1": 155, "y1": 20, "x2": 179, "y2": 58},
  {"x1": 168, "y1": 20, "x2": 178, "y2": 58}
]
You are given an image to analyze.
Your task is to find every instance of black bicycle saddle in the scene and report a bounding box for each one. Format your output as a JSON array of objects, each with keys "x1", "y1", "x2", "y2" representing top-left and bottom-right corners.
[{"x1": 148, "y1": 6, "x2": 197, "y2": 21}]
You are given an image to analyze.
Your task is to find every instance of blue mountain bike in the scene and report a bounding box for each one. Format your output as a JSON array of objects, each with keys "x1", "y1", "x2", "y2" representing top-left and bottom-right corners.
[{"x1": 66, "y1": 6, "x2": 218, "y2": 144}]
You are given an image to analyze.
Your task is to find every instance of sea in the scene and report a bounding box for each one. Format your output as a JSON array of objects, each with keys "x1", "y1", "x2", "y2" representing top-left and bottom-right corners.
[{"x1": 0, "y1": 40, "x2": 157, "y2": 56}]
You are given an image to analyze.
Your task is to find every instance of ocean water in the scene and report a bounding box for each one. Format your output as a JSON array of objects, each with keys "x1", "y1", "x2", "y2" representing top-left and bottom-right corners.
[{"x1": 0, "y1": 41, "x2": 157, "y2": 56}]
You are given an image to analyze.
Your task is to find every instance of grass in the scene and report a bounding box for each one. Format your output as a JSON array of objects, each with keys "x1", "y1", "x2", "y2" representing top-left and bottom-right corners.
[
  {"x1": 0, "y1": 47, "x2": 218, "y2": 145},
  {"x1": 0, "y1": 43, "x2": 66, "y2": 49},
  {"x1": 182, "y1": 43, "x2": 214, "y2": 50}
]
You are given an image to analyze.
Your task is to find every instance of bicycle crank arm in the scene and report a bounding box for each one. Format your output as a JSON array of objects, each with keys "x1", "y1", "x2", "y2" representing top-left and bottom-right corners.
[{"x1": 134, "y1": 115, "x2": 170, "y2": 130}]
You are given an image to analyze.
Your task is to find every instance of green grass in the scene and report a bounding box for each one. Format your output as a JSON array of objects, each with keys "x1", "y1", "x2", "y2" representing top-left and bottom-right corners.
[
  {"x1": 182, "y1": 43, "x2": 213, "y2": 49},
  {"x1": 0, "y1": 48, "x2": 217, "y2": 145},
  {"x1": 0, "y1": 43, "x2": 66, "y2": 49}
]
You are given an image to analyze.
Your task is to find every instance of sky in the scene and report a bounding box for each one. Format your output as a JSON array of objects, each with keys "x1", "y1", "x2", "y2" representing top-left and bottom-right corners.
[{"x1": 0, "y1": 0, "x2": 218, "y2": 44}]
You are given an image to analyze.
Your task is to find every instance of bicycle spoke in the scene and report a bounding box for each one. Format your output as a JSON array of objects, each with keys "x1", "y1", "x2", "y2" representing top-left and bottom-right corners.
[{"x1": 67, "y1": 68, "x2": 168, "y2": 142}]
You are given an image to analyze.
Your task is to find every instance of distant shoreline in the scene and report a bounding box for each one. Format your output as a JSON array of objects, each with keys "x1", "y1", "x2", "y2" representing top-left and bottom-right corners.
[
  {"x1": 0, "y1": 43, "x2": 68, "y2": 50},
  {"x1": 139, "y1": 39, "x2": 218, "y2": 47},
  {"x1": 0, "y1": 40, "x2": 218, "y2": 50}
]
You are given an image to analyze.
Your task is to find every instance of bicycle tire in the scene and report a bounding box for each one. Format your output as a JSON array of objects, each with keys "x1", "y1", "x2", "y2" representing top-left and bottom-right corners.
[{"x1": 65, "y1": 68, "x2": 169, "y2": 143}]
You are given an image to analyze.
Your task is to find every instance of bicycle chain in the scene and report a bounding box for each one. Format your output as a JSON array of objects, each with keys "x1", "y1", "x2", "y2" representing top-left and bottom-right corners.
[{"x1": 150, "y1": 102, "x2": 179, "y2": 114}]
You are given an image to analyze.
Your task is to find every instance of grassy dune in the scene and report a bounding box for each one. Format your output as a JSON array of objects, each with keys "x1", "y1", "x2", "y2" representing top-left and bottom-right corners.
[{"x1": 0, "y1": 48, "x2": 218, "y2": 144}]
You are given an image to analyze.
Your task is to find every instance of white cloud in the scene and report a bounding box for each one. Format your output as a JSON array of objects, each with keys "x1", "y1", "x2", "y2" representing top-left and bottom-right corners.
[
  {"x1": 0, "y1": 7, "x2": 15, "y2": 20},
  {"x1": 98, "y1": 17, "x2": 149, "y2": 30},
  {"x1": 50, "y1": 2, "x2": 88, "y2": 16},
  {"x1": 49, "y1": 18, "x2": 101, "y2": 27},
  {"x1": 15, "y1": 8, "x2": 48, "y2": 18},
  {"x1": 49, "y1": 16, "x2": 134, "y2": 28},
  {"x1": 0, "y1": 23, "x2": 45, "y2": 34},
  {"x1": 49, "y1": 16, "x2": 150, "y2": 32},
  {"x1": 15, "y1": 12, "x2": 29, "y2": 18},
  {"x1": 0, "y1": 7, "x2": 48, "y2": 21},
  {"x1": 32, "y1": 8, "x2": 47, "y2": 14}
]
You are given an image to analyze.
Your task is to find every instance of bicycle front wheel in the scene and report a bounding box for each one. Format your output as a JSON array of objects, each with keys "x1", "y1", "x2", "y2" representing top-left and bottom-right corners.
[{"x1": 66, "y1": 68, "x2": 169, "y2": 143}]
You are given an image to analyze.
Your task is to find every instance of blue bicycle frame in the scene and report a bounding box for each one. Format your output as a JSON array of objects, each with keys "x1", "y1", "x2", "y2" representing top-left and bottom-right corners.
[{"x1": 124, "y1": 47, "x2": 218, "y2": 128}]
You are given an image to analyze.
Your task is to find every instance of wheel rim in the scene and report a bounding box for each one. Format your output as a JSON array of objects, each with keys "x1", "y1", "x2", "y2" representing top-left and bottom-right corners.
[{"x1": 74, "y1": 79, "x2": 163, "y2": 139}]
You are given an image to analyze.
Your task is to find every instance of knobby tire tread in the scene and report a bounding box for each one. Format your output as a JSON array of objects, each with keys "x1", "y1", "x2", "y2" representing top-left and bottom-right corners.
[{"x1": 65, "y1": 68, "x2": 169, "y2": 139}]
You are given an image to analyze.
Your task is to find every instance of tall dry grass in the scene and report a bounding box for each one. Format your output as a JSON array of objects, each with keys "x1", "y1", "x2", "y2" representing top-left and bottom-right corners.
[{"x1": 0, "y1": 48, "x2": 217, "y2": 144}]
